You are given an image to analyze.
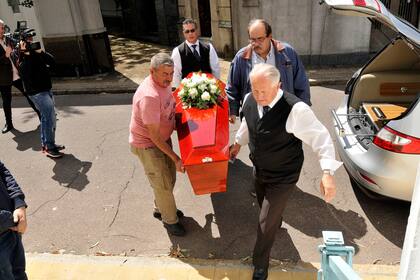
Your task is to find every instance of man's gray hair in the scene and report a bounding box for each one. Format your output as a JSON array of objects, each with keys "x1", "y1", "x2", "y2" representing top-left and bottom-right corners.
[
  {"x1": 249, "y1": 63, "x2": 281, "y2": 85},
  {"x1": 150, "y1": 53, "x2": 174, "y2": 69},
  {"x1": 182, "y1": 18, "x2": 197, "y2": 29},
  {"x1": 0, "y1": 19, "x2": 4, "y2": 27}
]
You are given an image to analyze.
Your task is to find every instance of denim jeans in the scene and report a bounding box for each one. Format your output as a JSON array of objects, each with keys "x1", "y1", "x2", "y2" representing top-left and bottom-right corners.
[
  {"x1": 0, "y1": 231, "x2": 27, "y2": 280},
  {"x1": 29, "y1": 90, "x2": 56, "y2": 150}
]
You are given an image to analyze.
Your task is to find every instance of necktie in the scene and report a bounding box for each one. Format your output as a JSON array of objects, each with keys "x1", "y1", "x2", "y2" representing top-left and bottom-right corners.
[
  {"x1": 191, "y1": 44, "x2": 200, "y2": 61},
  {"x1": 263, "y1": 106, "x2": 270, "y2": 116}
]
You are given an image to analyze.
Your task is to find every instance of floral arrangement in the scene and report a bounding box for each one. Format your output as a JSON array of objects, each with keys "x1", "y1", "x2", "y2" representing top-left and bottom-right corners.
[{"x1": 177, "y1": 73, "x2": 222, "y2": 109}]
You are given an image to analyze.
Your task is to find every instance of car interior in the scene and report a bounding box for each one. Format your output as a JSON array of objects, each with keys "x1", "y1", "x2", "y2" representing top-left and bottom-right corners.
[{"x1": 346, "y1": 37, "x2": 420, "y2": 148}]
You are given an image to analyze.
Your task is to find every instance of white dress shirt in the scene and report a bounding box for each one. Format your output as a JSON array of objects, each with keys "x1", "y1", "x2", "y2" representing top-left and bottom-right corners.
[
  {"x1": 235, "y1": 89, "x2": 342, "y2": 172},
  {"x1": 171, "y1": 40, "x2": 221, "y2": 87}
]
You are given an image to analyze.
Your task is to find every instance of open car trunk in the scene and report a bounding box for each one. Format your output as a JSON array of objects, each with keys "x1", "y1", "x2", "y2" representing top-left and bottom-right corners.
[
  {"x1": 342, "y1": 37, "x2": 420, "y2": 149},
  {"x1": 323, "y1": 0, "x2": 420, "y2": 149}
]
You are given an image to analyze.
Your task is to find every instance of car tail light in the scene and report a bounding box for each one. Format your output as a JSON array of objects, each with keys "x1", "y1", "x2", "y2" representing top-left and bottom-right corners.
[
  {"x1": 373, "y1": 126, "x2": 420, "y2": 154},
  {"x1": 353, "y1": 0, "x2": 382, "y2": 12},
  {"x1": 353, "y1": 0, "x2": 366, "y2": 6}
]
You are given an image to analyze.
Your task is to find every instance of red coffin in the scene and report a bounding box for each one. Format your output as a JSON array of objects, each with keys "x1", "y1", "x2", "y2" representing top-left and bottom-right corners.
[{"x1": 173, "y1": 73, "x2": 229, "y2": 195}]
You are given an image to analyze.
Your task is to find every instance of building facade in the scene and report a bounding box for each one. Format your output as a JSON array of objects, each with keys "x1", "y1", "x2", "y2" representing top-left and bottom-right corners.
[
  {"x1": 1, "y1": 0, "x2": 114, "y2": 76},
  {"x1": 180, "y1": 0, "x2": 419, "y2": 65},
  {"x1": 100, "y1": 0, "x2": 180, "y2": 46}
]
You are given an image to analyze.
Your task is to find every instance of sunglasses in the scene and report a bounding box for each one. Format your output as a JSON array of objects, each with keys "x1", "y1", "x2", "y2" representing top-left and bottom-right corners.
[{"x1": 184, "y1": 29, "x2": 196, "y2": 34}]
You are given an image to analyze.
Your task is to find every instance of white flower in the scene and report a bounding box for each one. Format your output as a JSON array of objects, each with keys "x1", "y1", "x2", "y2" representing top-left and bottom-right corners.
[
  {"x1": 209, "y1": 84, "x2": 218, "y2": 94},
  {"x1": 201, "y1": 91, "x2": 211, "y2": 101},
  {"x1": 189, "y1": 88, "x2": 198, "y2": 98},
  {"x1": 178, "y1": 89, "x2": 185, "y2": 97},
  {"x1": 198, "y1": 83, "x2": 207, "y2": 91},
  {"x1": 209, "y1": 78, "x2": 216, "y2": 85},
  {"x1": 181, "y1": 78, "x2": 189, "y2": 85},
  {"x1": 191, "y1": 73, "x2": 201, "y2": 83}
]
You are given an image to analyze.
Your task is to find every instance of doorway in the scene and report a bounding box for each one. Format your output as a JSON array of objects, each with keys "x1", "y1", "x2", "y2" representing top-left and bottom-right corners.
[{"x1": 198, "y1": 0, "x2": 212, "y2": 37}]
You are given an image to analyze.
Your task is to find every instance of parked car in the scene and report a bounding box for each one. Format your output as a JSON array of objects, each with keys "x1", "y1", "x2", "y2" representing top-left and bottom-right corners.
[{"x1": 324, "y1": 0, "x2": 420, "y2": 201}]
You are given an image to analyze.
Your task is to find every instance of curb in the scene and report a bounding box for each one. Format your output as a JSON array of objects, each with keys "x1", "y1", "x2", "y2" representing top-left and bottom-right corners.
[
  {"x1": 10, "y1": 79, "x2": 348, "y2": 97},
  {"x1": 308, "y1": 79, "x2": 349, "y2": 86},
  {"x1": 10, "y1": 87, "x2": 138, "y2": 96},
  {"x1": 26, "y1": 253, "x2": 399, "y2": 280}
]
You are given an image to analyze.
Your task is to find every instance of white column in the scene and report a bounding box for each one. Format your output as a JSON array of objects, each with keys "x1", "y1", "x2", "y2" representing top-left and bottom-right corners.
[{"x1": 399, "y1": 163, "x2": 420, "y2": 279}]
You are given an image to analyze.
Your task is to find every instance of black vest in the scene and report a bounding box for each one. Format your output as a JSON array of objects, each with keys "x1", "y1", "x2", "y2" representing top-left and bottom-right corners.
[
  {"x1": 242, "y1": 91, "x2": 304, "y2": 184},
  {"x1": 177, "y1": 41, "x2": 212, "y2": 78}
]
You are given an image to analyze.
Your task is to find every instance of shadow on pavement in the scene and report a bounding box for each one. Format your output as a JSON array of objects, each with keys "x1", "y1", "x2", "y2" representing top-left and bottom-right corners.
[
  {"x1": 51, "y1": 153, "x2": 92, "y2": 191},
  {"x1": 284, "y1": 187, "x2": 367, "y2": 254},
  {"x1": 167, "y1": 159, "x2": 305, "y2": 278},
  {"x1": 322, "y1": 84, "x2": 346, "y2": 91},
  {"x1": 351, "y1": 180, "x2": 409, "y2": 248},
  {"x1": 11, "y1": 126, "x2": 42, "y2": 152},
  {"x1": 110, "y1": 35, "x2": 170, "y2": 69},
  {"x1": 9, "y1": 92, "x2": 133, "y2": 109}
]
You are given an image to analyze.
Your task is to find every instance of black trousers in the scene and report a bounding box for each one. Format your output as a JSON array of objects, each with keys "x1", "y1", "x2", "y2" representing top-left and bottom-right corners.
[
  {"x1": 0, "y1": 85, "x2": 12, "y2": 126},
  {"x1": 0, "y1": 231, "x2": 27, "y2": 280},
  {"x1": 0, "y1": 80, "x2": 40, "y2": 126},
  {"x1": 252, "y1": 175, "x2": 296, "y2": 269}
]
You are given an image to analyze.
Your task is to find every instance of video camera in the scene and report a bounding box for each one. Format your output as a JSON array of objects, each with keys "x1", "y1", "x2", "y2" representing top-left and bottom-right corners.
[{"x1": 4, "y1": 20, "x2": 41, "y2": 51}]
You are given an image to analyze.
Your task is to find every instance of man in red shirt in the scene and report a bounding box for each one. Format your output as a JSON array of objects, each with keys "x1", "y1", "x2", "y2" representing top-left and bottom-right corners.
[{"x1": 129, "y1": 53, "x2": 186, "y2": 236}]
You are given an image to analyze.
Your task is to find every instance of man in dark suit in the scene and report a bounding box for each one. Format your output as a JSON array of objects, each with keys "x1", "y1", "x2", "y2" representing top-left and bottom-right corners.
[
  {"x1": 230, "y1": 63, "x2": 341, "y2": 280},
  {"x1": 171, "y1": 18, "x2": 220, "y2": 88},
  {"x1": 0, "y1": 19, "x2": 40, "y2": 134}
]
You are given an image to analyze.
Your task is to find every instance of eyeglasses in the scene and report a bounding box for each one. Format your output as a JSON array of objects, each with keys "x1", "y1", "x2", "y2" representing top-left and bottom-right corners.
[
  {"x1": 183, "y1": 29, "x2": 196, "y2": 34},
  {"x1": 249, "y1": 36, "x2": 267, "y2": 43}
]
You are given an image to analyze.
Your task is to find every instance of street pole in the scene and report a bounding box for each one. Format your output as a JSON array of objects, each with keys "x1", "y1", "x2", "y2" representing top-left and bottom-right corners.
[{"x1": 398, "y1": 163, "x2": 420, "y2": 279}]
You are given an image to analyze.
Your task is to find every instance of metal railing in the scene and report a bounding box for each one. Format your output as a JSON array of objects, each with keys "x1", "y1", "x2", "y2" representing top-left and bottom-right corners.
[{"x1": 318, "y1": 231, "x2": 362, "y2": 280}]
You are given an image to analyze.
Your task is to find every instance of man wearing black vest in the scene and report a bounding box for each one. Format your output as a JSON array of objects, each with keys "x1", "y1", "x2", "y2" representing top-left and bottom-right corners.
[
  {"x1": 171, "y1": 18, "x2": 220, "y2": 88},
  {"x1": 229, "y1": 64, "x2": 342, "y2": 280}
]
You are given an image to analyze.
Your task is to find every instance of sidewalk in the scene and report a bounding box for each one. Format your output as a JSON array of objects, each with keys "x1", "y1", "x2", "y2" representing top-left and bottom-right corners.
[
  {"x1": 12, "y1": 35, "x2": 357, "y2": 96},
  {"x1": 44, "y1": 66, "x2": 354, "y2": 96},
  {"x1": 26, "y1": 253, "x2": 398, "y2": 280}
]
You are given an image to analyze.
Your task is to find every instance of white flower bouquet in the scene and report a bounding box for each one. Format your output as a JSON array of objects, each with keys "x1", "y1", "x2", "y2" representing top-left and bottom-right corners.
[{"x1": 177, "y1": 73, "x2": 222, "y2": 109}]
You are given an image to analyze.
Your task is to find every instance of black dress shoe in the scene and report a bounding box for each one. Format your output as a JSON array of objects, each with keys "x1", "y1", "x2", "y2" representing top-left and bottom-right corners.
[
  {"x1": 163, "y1": 222, "x2": 186, "y2": 236},
  {"x1": 153, "y1": 209, "x2": 184, "y2": 221},
  {"x1": 252, "y1": 268, "x2": 268, "y2": 280},
  {"x1": 2, "y1": 124, "x2": 14, "y2": 134}
]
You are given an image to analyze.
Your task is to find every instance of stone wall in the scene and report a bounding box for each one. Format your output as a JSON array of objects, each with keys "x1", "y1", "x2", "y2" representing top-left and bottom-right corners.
[{"x1": 230, "y1": 0, "x2": 371, "y2": 65}]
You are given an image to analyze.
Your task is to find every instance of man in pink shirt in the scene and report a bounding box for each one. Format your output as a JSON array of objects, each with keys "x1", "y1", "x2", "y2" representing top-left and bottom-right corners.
[{"x1": 129, "y1": 53, "x2": 186, "y2": 236}]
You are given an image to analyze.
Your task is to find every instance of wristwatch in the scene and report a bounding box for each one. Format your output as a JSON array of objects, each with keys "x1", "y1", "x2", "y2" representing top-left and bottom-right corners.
[{"x1": 323, "y1": 169, "x2": 334, "y2": 176}]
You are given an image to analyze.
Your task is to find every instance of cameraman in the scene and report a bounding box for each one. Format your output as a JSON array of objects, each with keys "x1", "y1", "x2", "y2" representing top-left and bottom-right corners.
[
  {"x1": 17, "y1": 39, "x2": 64, "y2": 158},
  {"x1": 0, "y1": 19, "x2": 40, "y2": 134}
]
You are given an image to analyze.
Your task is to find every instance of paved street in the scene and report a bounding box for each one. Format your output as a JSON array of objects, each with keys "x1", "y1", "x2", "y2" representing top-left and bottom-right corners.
[{"x1": 0, "y1": 86, "x2": 409, "y2": 266}]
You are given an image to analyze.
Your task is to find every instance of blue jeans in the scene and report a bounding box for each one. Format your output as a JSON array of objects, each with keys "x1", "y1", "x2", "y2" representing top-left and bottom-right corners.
[
  {"x1": 0, "y1": 231, "x2": 27, "y2": 280},
  {"x1": 29, "y1": 90, "x2": 56, "y2": 150}
]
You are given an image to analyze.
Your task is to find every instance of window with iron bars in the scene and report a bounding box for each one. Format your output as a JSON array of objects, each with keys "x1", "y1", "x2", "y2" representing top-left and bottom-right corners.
[{"x1": 373, "y1": 0, "x2": 418, "y2": 30}]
